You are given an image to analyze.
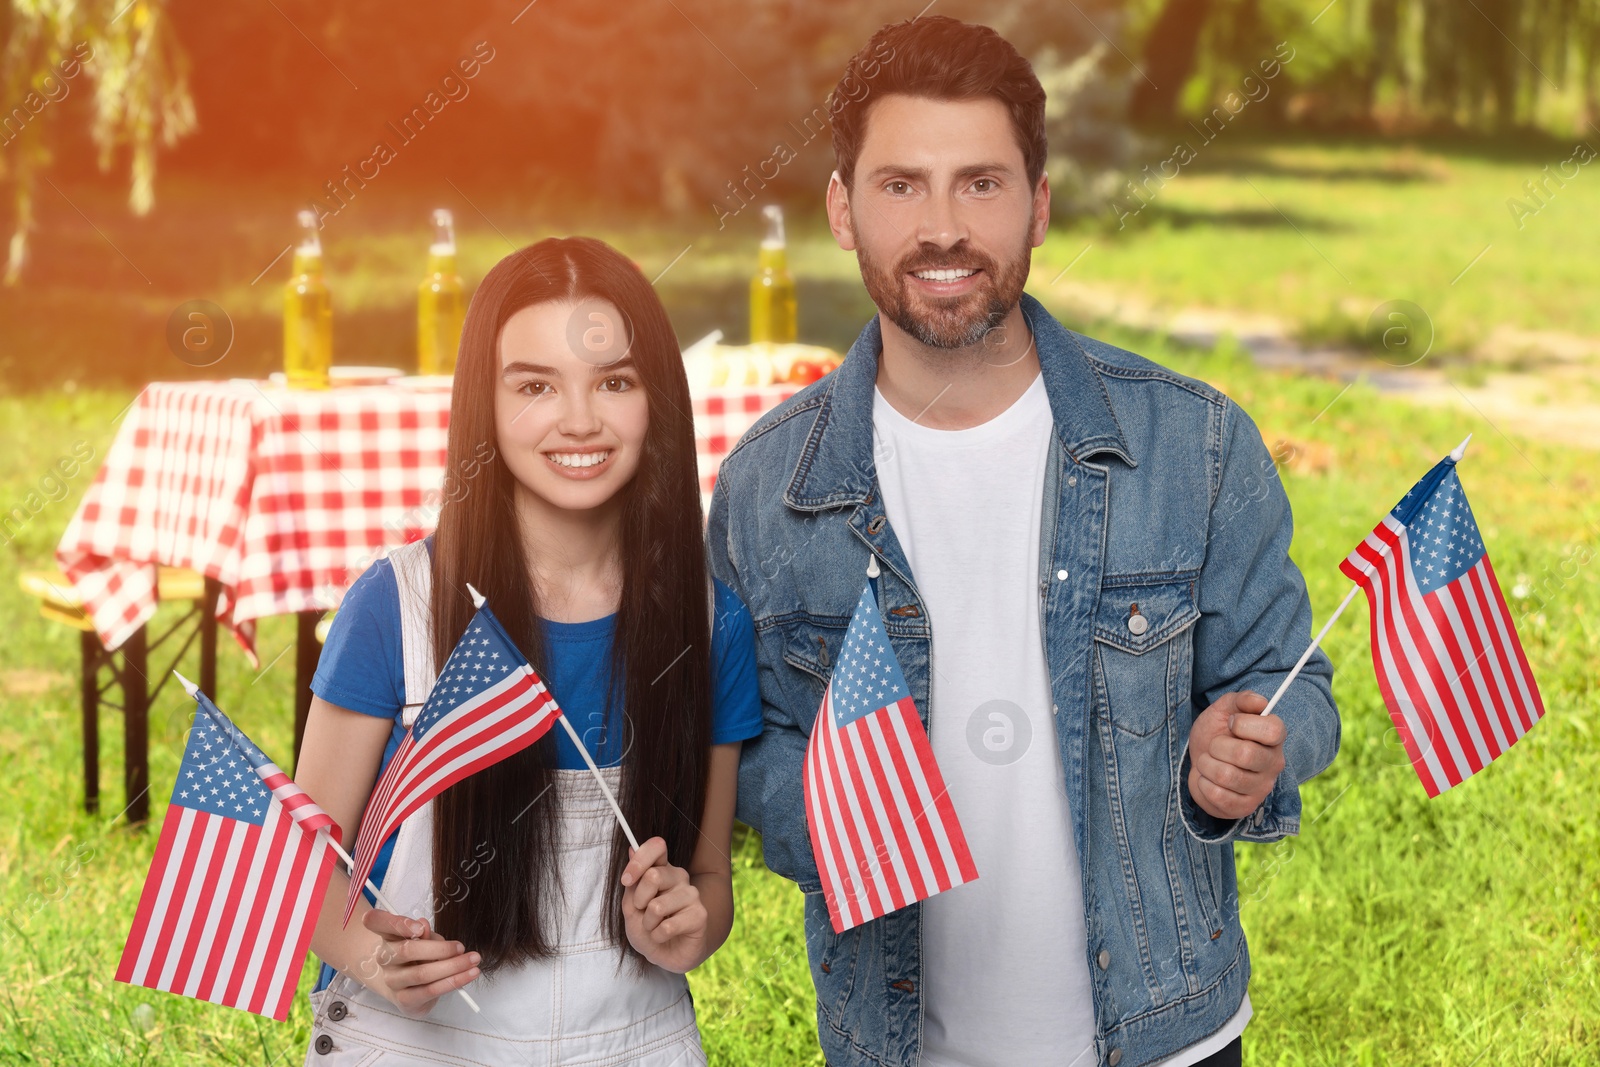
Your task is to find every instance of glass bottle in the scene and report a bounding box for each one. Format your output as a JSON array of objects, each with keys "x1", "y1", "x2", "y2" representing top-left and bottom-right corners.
[
  {"x1": 417, "y1": 209, "x2": 465, "y2": 376},
  {"x1": 749, "y1": 204, "x2": 797, "y2": 345},
  {"x1": 283, "y1": 209, "x2": 332, "y2": 389}
]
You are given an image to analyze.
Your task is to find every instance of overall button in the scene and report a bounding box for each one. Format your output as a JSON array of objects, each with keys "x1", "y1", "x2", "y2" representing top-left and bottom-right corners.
[
  {"x1": 1056, "y1": 569, "x2": 1069, "y2": 580},
  {"x1": 327, "y1": 1000, "x2": 348, "y2": 1022},
  {"x1": 1108, "y1": 1048, "x2": 1123, "y2": 1066},
  {"x1": 1097, "y1": 949, "x2": 1110, "y2": 970},
  {"x1": 314, "y1": 1034, "x2": 335, "y2": 1055}
]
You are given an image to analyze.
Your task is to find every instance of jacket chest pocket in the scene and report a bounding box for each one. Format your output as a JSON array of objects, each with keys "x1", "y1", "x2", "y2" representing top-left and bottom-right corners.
[
  {"x1": 1091, "y1": 578, "x2": 1200, "y2": 738},
  {"x1": 778, "y1": 615, "x2": 849, "y2": 733}
]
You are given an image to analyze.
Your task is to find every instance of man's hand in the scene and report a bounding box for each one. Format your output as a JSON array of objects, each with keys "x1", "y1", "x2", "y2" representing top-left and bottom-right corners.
[{"x1": 1188, "y1": 691, "x2": 1286, "y2": 821}]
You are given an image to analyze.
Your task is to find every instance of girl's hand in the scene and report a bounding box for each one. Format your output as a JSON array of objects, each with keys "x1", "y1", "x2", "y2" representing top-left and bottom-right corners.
[
  {"x1": 359, "y1": 909, "x2": 480, "y2": 1017},
  {"x1": 620, "y1": 836, "x2": 708, "y2": 973}
]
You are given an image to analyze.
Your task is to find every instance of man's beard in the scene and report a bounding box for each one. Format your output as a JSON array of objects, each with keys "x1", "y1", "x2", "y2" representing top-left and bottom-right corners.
[{"x1": 854, "y1": 221, "x2": 1032, "y2": 350}]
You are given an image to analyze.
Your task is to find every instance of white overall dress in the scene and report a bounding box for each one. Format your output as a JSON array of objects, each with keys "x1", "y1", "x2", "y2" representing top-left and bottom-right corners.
[{"x1": 304, "y1": 541, "x2": 707, "y2": 1066}]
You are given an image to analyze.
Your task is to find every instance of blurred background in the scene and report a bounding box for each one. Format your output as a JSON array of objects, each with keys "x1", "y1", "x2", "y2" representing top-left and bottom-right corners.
[{"x1": 1, "y1": 1, "x2": 1597, "y2": 1064}]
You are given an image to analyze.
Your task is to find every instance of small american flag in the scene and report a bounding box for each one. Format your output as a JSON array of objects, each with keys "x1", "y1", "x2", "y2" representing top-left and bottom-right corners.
[
  {"x1": 1340, "y1": 451, "x2": 1544, "y2": 796},
  {"x1": 804, "y1": 580, "x2": 978, "y2": 933},
  {"x1": 343, "y1": 599, "x2": 561, "y2": 925},
  {"x1": 116, "y1": 684, "x2": 340, "y2": 1020}
]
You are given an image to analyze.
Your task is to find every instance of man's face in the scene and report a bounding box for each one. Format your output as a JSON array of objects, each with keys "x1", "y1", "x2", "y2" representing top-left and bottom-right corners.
[{"x1": 827, "y1": 94, "x2": 1049, "y2": 349}]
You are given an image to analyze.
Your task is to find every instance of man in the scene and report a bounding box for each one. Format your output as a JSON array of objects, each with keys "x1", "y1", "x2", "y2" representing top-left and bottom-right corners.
[{"x1": 707, "y1": 15, "x2": 1340, "y2": 1067}]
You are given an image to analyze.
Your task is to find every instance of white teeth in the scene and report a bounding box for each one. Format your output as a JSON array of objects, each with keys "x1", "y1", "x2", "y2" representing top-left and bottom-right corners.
[
  {"x1": 913, "y1": 268, "x2": 977, "y2": 282},
  {"x1": 547, "y1": 451, "x2": 611, "y2": 468}
]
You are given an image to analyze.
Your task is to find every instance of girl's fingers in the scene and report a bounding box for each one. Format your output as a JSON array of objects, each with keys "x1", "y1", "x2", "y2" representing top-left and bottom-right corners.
[
  {"x1": 651, "y1": 901, "x2": 707, "y2": 945},
  {"x1": 641, "y1": 883, "x2": 698, "y2": 934},
  {"x1": 387, "y1": 936, "x2": 467, "y2": 966},
  {"x1": 629, "y1": 863, "x2": 688, "y2": 912},
  {"x1": 621, "y1": 836, "x2": 669, "y2": 887},
  {"x1": 394, "y1": 951, "x2": 482, "y2": 992},
  {"x1": 363, "y1": 909, "x2": 437, "y2": 942}
]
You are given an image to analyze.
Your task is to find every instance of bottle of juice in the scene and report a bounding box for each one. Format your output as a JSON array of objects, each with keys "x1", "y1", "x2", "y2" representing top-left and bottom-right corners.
[
  {"x1": 283, "y1": 209, "x2": 332, "y2": 390},
  {"x1": 749, "y1": 204, "x2": 797, "y2": 345},
  {"x1": 417, "y1": 208, "x2": 465, "y2": 376}
]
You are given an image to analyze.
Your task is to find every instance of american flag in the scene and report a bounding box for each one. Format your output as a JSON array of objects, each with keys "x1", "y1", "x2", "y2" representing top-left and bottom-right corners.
[
  {"x1": 116, "y1": 683, "x2": 341, "y2": 1020},
  {"x1": 343, "y1": 599, "x2": 561, "y2": 925},
  {"x1": 804, "y1": 580, "x2": 978, "y2": 933},
  {"x1": 1340, "y1": 451, "x2": 1545, "y2": 797}
]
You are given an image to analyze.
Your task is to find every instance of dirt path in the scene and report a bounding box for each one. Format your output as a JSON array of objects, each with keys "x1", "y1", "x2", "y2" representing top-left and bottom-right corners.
[{"x1": 1038, "y1": 279, "x2": 1600, "y2": 451}]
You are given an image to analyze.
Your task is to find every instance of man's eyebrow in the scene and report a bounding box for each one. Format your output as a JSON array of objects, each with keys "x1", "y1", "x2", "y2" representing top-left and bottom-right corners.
[{"x1": 862, "y1": 161, "x2": 1019, "y2": 185}]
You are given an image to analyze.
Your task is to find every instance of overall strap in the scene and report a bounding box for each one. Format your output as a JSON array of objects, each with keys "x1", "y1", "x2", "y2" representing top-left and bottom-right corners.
[{"x1": 387, "y1": 541, "x2": 437, "y2": 726}]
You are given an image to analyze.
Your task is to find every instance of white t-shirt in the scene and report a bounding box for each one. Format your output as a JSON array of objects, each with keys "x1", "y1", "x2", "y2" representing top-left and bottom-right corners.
[{"x1": 871, "y1": 370, "x2": 1250, "y2": 1067}]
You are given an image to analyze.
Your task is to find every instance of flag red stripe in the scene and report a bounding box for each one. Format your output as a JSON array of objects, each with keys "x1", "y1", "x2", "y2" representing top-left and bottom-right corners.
[
  {"x1": 166, "y1": 817, "x2": 234, "y2": 995},
  {"x1": 194, "y1": 820, "x2": 264, "y2": 1001},
  {"x1": 1419, "y1": 573, "x2": 1501, "y2": 764},
  {"x1": 865, "y1": 709, "x2": 932, "y2": 902},
  {"x1": 1355, "y1": 537, "x2": 1455, "y2": 792},
  {"x1": 272, "y1": 846, "x2": 337, "y2": 1020},
  {"x1": 808, "y1": 694, "x2": 860, "y2": 932},
  {"x1": 115, "y1": 806, "x2": 187, "y2": 983},
  {"x1": 140, "y1": 808, "x2": 208, "y2": 985},
  {"x1": 824, "y1": 716, "x2": 885, "y2": 922},
  {"x1": 1478, "y1": 559, "x2": 1545, "y2": 725},
  {"x1": 884, "y1": 700, "x2": 953, "y2": 894},
  {"x1": 1345, "y1": 543, "x2": 1438, "y2": 794},
  {"x1": 222, "y1": 810, "x2": 292, "y2": 1009},
  {"x1": 247, "y1": 818, "x2": 316, "y2": 1016},
  {"x1": 898, "y1": 699, "x2": 979, "y2": 884},
  {"x1": 1443, "y1": 576, "x2": 1517, "y2": 756},
  {"x1": 1371, "y1": 525, "x2": 1484, "y2": 777},
  {"x1": 837, "y1": 718, "x2": 908, "y2": 912}
]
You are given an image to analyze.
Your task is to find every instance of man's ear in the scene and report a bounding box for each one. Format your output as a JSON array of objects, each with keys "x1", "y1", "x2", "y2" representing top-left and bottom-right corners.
[
  {"x1": 826, "y1": 170, "x2": 857, "y2": 252},
  {"x1": 1030, "y1": 171, "x2": 1051, "y2": 248}
]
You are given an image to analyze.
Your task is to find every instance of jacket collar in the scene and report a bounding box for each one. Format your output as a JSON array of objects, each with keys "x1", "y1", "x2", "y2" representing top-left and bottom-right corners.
[{"x1": 784, "y1": 291, "x2": 1136, "y2": 511}]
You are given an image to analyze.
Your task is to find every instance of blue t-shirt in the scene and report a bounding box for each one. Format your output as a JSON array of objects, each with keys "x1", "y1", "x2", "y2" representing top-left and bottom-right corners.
[{"x1": 309, "y1": 537, "x2": 762, "y2": 990}]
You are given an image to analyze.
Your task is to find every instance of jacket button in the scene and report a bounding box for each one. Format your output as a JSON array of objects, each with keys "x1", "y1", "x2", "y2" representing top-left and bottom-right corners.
[
  {"x1": 314, "y1": 1034, "x2": 335, "y2": 1055},
  {"x1": 1056, "y1": 569, "x2": 1068, "y2": 580},
  {"x1": 327, "y1": 1000, "x2": 348, "y2": 1021},
  {"x1": 1127, "y1": 613, "x2": 1149, "y2": 636},
  {"x1": 1108, "y1": 1049, "x2": 1122, "y2": 1066},
  {"x1": 1067, "y1": 476, "x2": 1077, "y2": 487},
  {"x1": 821, "y1": 961, "x2": 831, "y2": 974},
  {"x1": 1097, "y1": 949, "x2": 1110, "y2": 970}
]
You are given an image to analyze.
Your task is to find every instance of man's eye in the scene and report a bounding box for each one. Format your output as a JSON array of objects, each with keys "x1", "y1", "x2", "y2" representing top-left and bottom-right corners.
[
  {"x1": 886, "y1": 180, "x2": 911, "y2": 195},
  {"x1": 973, "y1": 178, "x2": 995, "y2": 192}
]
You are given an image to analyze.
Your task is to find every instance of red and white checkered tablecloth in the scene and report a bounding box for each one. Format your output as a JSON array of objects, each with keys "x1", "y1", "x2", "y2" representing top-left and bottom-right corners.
[
  {"x1": 694, "y1": 385, "x2": 801, "y2": 502},
  {"x1": 56, "y1": 380, "x2": 451, "y2": 666},
  {"x1": 56, "y1": 379, "x2": 800, "y2": 665}
]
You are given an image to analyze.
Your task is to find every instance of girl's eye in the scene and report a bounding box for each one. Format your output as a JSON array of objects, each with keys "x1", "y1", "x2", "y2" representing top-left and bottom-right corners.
[
  {"x1": 600, "y1": 375, "x2": 635, "y2": 392},
  {"x1": 517, "y1": 380, "x2": 552, "y2": 397}
]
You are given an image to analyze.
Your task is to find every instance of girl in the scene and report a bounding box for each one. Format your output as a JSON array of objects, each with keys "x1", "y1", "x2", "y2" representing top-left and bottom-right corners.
[{"x1": 296, "y1": 236, "x2": 762, "y2": 1065}]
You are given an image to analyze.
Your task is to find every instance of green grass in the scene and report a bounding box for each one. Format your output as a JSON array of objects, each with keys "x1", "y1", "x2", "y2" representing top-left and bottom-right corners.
[
  {"x1": 1036, "y1": 135, "x2": 1600, "y2": 362},
  {"x1": 2, "y1": 322, "x2": 1597, "y2": 1065}
]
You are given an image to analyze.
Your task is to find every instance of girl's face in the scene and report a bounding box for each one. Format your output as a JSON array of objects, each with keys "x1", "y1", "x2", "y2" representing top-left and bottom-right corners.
[{"x1": 494, "y1": 299, "x2": 649, "y2": 514}]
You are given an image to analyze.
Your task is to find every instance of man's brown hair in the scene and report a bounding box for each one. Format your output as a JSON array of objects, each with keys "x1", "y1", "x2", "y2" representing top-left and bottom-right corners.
[{"x1": 829, "y1": 15, "x2": 1048, "y2": 191}]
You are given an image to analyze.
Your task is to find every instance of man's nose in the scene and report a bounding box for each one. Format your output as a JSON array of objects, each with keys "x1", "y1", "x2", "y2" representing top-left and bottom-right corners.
[{"x1": 914, "y1": 190, "x2": 969, "y2": 250}]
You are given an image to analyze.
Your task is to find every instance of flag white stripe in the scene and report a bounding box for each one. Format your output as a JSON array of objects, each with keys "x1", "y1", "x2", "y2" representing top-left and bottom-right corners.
[
  {"x1": 846, "y1": 715, "x2": 916, "y2": 909},
  {"x1": 1435, "y1": 569, "x2": 1511, "y2": 756},
  {"x1": 1356, "y1": 527, "x2": 1455, "y2": 790},
  {"x1": 257, "y1": 829, "x2": 328, "y2": 1014},
  {"x1": 858, "y1": 710, "x2": 937, "y2": 895},
  {"x1": 807, "y1": 693, "x2": 854, "y2": 929},
  {"x1": 235, "y1": 801, "x2": 295, "y2": 1005},
  {"x1": 179, "y1": 819, "x2": 246, "y2": 997},
  {"x1": 884, "y1": 699, "x2": 967, "y2": 887},
  {"x1": 206, "y1": 806, "x2": 275, "y2": 1001},
  {"x1": 1472, "y1": 563, "x2": 1541, "y2": 728},
  {"x1": 1394, "y1": 534, "x2": 1495, "y2": 770},
  {"x1": 818, "y1": 701, "x2": 867, "y2": 927},
  {"x1": 129, "y1": 807, "x2": 200, "y2": 985},
  {"x1": 1460, "y1": 567, "x2": 1531, "y2": 742},
  {"x1": 828, "y1": 706, "x2": 895, "y2": 914}
]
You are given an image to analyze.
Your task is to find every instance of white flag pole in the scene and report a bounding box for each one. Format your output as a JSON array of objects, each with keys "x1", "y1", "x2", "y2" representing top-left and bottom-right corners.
[
  {"x1": 172, "y1": 671, "x2": 481, "y2": 1013},
  {"x1": 464, "y1": 584, "x2": 641, "y2": 852},
  {"x1": 1256, "y1": 433, "x2": 1471, "y2": 717}
]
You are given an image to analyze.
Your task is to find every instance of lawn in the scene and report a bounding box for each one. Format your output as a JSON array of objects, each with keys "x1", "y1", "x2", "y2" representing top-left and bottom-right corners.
[{"x1": 1, "y1": 320, "x2": 1596, "y2": 1065}]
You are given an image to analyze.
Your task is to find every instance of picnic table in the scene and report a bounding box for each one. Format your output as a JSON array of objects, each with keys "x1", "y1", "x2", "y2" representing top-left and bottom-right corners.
[{"x1": 55, "y1": 374, "x2": 802, "y2": 819}]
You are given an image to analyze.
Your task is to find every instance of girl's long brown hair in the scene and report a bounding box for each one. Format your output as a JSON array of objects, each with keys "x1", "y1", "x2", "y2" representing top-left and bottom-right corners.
[{"x1": 427, "y1": 236, "x2": 711, "y2": 970}]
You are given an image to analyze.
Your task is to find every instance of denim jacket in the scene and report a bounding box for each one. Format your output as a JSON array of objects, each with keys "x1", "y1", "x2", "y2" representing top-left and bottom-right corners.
[{"x1": 706, "y1": 292, "x2": 1340, "y2": 1067}]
